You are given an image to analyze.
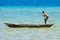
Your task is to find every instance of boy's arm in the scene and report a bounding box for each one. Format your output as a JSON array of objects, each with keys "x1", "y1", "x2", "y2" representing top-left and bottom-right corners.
[{"x1": 42, "y1": 14, "x2": 45, "y2": 17}]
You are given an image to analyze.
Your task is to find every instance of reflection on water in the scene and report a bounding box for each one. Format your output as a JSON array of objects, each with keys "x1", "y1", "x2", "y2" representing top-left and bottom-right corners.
[{"x1": 0, "y1": 27, "x2": 60, "y2": 40}]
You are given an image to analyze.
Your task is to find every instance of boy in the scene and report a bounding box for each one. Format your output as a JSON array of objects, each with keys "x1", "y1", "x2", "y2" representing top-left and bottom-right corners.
[{"x1": 42, "y1": 11, "x2": 49, "y2": 24}]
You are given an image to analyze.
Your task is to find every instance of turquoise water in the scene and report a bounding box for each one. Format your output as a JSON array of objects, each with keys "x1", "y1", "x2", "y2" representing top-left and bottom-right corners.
[{"x1": 0, "y1": 7, "x2": 60, "y2": 40}]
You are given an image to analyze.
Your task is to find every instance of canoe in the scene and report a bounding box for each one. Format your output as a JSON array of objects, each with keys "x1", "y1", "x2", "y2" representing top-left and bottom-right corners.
[{"x1": 4, "y1": 23, "x2": 53, "y2": 28}]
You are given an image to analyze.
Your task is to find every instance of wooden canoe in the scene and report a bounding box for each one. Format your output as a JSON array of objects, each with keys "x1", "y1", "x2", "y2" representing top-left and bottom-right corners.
[{"x1": 4, "y1": 23, "x2": 53, "y2": 28}]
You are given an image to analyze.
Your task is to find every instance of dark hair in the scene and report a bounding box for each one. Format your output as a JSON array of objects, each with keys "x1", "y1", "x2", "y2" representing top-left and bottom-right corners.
[{"x1": 42, "y1": 11, "x2": 45, "y2": 13}]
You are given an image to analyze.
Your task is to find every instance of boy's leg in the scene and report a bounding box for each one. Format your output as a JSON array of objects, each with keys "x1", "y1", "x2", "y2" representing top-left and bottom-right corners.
[
  {"x1": 45, "y1": 16, "x2": 49, "y2": 24},
  {"x1": 45, "y1": 18, "x2": 46, "y2": 24}
]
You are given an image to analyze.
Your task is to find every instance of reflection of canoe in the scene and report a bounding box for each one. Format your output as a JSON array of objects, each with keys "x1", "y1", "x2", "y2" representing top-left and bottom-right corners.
[{"x1": 4, "y1": 23, "x2": 53, "y2": 28}]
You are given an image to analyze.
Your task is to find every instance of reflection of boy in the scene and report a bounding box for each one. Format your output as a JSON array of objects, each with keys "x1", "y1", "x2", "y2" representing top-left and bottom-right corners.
[{"x1": 42, "y1": 11, "x2": 49, "y2": 24}]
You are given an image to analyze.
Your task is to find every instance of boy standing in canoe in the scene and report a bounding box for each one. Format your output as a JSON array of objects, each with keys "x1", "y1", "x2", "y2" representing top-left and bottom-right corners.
[{"x1": 42, "y1": 11, "x2": 49, "y2": 24}]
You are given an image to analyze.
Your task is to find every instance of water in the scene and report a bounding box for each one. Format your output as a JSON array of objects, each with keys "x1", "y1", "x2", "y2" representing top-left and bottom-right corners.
[
  {"x1": 0, "y1": 0, "x2": 60, "y2": 6},
  {"x1": 0, "y1": 6, "x2": 60, "y2": 40}
]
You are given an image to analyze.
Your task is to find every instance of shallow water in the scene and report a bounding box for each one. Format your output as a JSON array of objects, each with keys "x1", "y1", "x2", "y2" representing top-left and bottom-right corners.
[{"x1": 0, "y1": 7, "x2": 60, "y2": 40}]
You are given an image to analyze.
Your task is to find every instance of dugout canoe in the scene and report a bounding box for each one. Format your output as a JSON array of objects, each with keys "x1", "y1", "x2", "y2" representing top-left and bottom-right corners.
[{"x1": 4, "y1": 23, "x2": 53, "y2": 28}]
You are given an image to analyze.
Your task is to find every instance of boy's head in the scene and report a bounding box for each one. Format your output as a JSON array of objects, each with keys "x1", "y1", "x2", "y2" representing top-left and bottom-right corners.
[{"x1": 42, "y1": 11, "x2": 45, "y2": 13}]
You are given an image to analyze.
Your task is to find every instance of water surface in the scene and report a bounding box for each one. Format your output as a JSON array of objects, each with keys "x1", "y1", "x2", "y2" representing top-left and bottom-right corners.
[{"x1": 0, "y1": 7, "x2": 60, "y2": 40}]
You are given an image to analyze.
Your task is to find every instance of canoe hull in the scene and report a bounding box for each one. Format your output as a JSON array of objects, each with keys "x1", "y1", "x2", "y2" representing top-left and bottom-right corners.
[{"x1": 4, "y1": 23, "x2": 53, "y2": 28}]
